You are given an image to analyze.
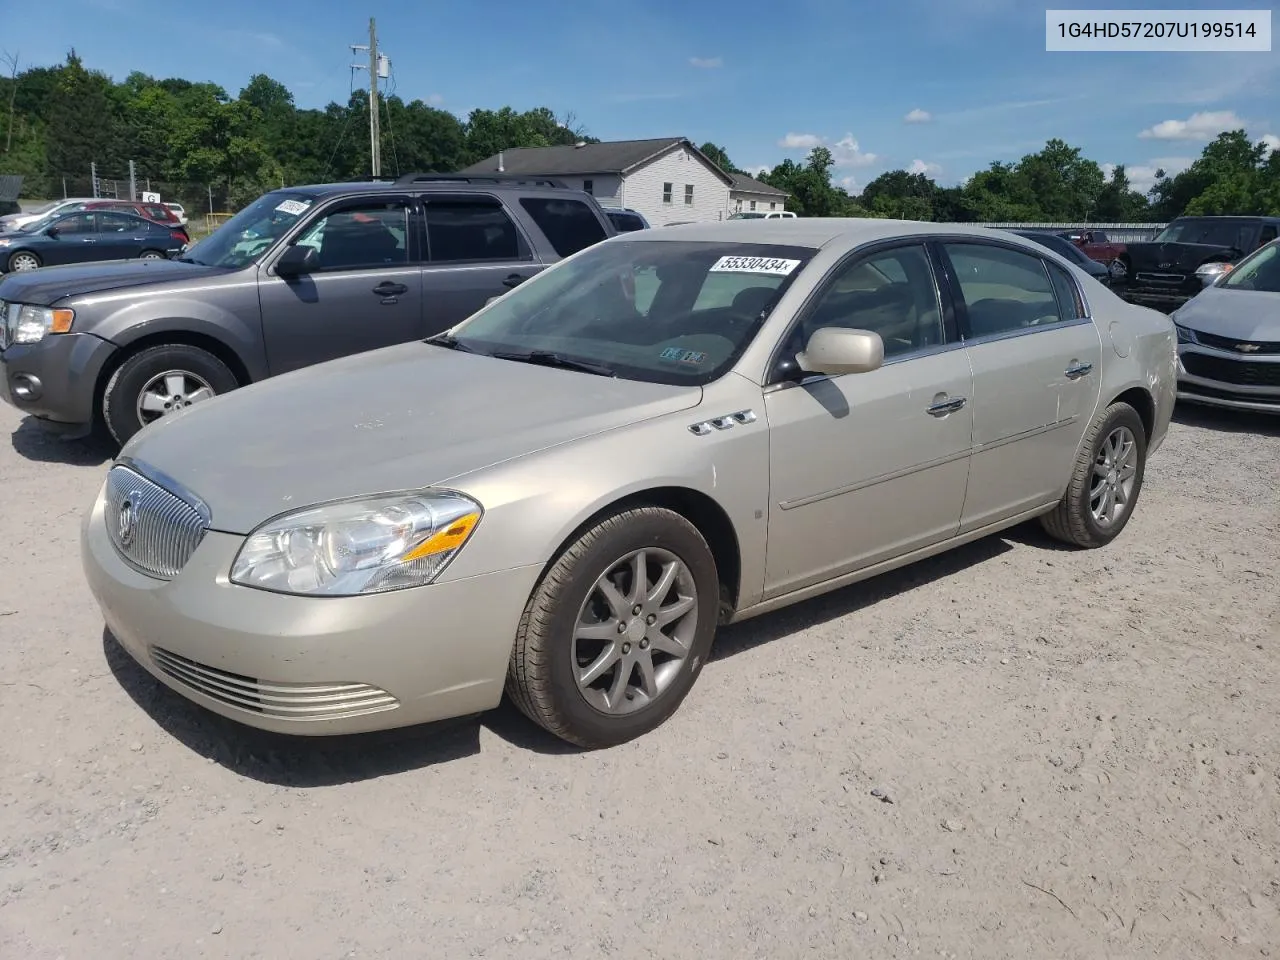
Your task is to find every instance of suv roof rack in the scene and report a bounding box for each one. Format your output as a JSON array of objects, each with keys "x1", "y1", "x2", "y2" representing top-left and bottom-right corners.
[{"x1": 393, "y1": 172, "x2": 569, "y2": 188}]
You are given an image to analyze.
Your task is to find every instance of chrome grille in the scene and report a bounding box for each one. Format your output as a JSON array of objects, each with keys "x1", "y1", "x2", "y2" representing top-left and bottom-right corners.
[
  {"x1": 151, "y1": 647, "x2": 399, "y2": 721},
  {"x1": 0, "y1": 300, "x2": 9, "y2": 351},
  {"x1": 104, "y1": 465, "x2": 208, "y2": 579}
]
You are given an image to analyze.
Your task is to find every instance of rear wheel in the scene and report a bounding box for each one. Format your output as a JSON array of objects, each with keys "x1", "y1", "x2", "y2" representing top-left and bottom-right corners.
[
  {"x1": 101, "y1": 344, "x2": 238, "y2": 445},
  {"x1": 7, "y1": 250, "x2": 40, "y2": 272},
  {"x1": 506, "y1": 506, "x2": 720, "y2": 748},
  {"x1": 138, "y1": 249, "x2": 165, "y2": 260},
  {"x1": 1040, "y1": 401, "x2": 1147, "y2": 548}
]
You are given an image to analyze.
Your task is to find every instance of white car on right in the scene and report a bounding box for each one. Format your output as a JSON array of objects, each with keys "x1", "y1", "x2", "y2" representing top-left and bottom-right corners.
[
  {"x1": 1171, "y1": 238, "x2": 1280, "y2": 415},
  {"x1": 164, "y1": 202, "x2": 189, "y2": 226},
  {"x1": 728, "y1": 210, "x2": 797, "y2": 220}
]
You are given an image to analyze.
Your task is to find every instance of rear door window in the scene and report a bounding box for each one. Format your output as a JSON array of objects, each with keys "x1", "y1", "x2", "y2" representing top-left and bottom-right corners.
[
  {"x1": 425, "y1": 199, "x2": 526, "y2": 263},
  {"x1": 519, "y1": 197, "x2": 608, "y2": 257}
]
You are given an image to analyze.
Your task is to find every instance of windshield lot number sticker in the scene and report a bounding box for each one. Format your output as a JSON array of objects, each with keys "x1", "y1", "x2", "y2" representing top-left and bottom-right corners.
[
  {"x1": 275, "y1": 199, "x2": 311, "y2": 216},
  {"x1": 660, "y1": 347, "x2": 707, "y2": 364},
  {"x1": 709, "y1": 256, "x2": 800, "y2": 276}
]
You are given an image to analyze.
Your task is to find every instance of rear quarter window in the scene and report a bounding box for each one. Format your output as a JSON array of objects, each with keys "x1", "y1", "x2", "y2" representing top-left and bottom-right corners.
[{"x1": 519, "y1": 197, "x2": 608, "y2": 257}]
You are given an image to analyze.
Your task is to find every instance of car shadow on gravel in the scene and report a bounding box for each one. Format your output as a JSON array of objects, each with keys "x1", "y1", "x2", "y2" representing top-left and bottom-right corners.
[
  {"x1": 102, "y1": 629, "x2": 580, "y2": 786},
  {"x1": 11, "y1": 417, "x2": 115, "y2": 466},
  {"x1": 1172, "y1": 403, "x2": 1280, "y2": 436},
  {"x1": 712, "y1": 534, "x2": 1013, "y2": 660}
]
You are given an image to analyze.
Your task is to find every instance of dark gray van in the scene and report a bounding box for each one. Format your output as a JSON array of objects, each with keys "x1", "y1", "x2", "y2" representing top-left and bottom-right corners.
[{"x1": 0, "y1": 173, "x2": 615, "y2": 443}]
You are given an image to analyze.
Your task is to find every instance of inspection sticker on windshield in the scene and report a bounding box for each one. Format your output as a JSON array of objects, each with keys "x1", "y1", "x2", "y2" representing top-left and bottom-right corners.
[
  {"x1": 660, "y1": 347, "x2": 707, "y2": 364},
  {"x1": 274, "y1": 199, "x2": 311, "y2": 216},
  {"x1": 709, "y1": 255, "x2": 800, "y2": 276}
]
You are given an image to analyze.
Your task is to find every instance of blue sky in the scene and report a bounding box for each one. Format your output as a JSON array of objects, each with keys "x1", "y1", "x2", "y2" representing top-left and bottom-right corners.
[{"x1": 8, "y1": 0, "x2": 1279, "y2": 192}]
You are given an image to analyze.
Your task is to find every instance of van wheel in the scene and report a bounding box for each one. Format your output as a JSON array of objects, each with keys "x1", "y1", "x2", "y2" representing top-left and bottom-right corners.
[
  {"x1": 102, "y1": 344, "x2": 238, "y2": 445},
  {"x1": 506, "y1": 506, "x2": 720, "y2": 748}
]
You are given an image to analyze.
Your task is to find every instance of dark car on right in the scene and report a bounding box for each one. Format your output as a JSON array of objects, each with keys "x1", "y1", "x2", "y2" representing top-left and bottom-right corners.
[{"x1": 1114, "y1": 215, "x2": 1280, "y2": 312}]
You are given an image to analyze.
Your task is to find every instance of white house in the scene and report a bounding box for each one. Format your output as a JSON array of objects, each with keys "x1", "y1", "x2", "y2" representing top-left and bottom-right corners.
[
  {"x1": 460, "y1": 138, "x2": 754, "y2": 226},
  {"x1": 727, "y1": 172, "x2": 790, "y2": 214}
]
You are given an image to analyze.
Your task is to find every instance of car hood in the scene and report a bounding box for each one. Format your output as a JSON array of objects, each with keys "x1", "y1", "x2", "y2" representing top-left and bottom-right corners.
[
  {"x1": 1174, "y1": 286, "x2": 1280, "y2": 340},
  {"x1": 120, "y1": 342, "x2": 704, "y2": 534},
  {"x1": 0, "y1": 258, "x2": 224, "y2": 306},
  {"x1": 1125, "y1": 241, "x2": 1241, "y2": 271}
]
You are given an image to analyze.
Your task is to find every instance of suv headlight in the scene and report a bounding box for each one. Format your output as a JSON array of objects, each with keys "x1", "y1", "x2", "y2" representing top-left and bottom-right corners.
[
  {"x1": 1194, "y1": 262, "x2": 1232, "y2": 284},
  {"x1": 230, "y1": 491, "x2": 482, "y2": 596},
  {"x1": 7, "y1": 304, "x2": 75, "y2": 344}
]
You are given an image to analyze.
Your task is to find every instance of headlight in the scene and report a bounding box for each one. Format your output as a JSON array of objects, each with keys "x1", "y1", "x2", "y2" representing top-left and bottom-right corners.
[
  {"x1": 1173, "y1": 322, "x2": 1197, "y2": 344},
  {"x1": 1194, "y1": 262, "x2": 1232, "y2": 284},
  {"x1": 7, "y1": 304, "x2": 75, "y2": 344},
  {"x1": 230, "y1": 491, "x2": 482, "y2": 596}
]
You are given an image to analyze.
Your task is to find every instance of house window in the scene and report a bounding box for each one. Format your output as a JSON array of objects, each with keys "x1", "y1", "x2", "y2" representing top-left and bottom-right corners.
[
  {"x1": 583, "y1": 179, "x2": 593, "y2": 195},
  {"x1": 684, "y1": 184, "x2": 694, "y2": 205},
  {"x1": 734, "y1": 199, "x2": 742, "y2": 211},
  {"x1": 770, "y1": 202, "x2": 776, "y2": 210},
  {"x1": 662, "y1": 182, "x2": 673, "y2": 204},
  {"x1": 749, "y1": 200, "x2": 756, "y2": 211}
]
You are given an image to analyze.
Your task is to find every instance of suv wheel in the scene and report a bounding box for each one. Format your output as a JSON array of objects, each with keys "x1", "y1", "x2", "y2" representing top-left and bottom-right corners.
[{"x1": 102, "y1": 344, "x2": 238, "y2": 445}]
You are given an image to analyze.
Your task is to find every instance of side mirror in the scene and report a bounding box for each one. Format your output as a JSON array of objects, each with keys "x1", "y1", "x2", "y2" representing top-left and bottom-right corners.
[
  {"x1": 45, "y1": 226, "x2": 59, "y2": 238},
  {"x1": 797, "y1": 327, "x2": 884, "y2": 376},
  {"x1": 275, "y1": 244, "x2": 318, "y2": 278}
]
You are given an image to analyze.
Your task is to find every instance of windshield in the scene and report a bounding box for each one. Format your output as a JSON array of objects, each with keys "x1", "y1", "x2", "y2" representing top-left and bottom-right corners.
[
  {"x1": 449, "y1": 238, "x2": 817, "y2": 385},
  {"x1": 1154, "y1": 220, "x2": 1252, "y2": 250},
  {"x1": 180, "y1": 191, "x2": 317, "y2": 268},
  {"x1": 1220, "y1": 241, "x2": 1280, "y2": 293},
  {"x1": 18, "y1": 212, "x2": 61, "y2": 233},
  {"x1": 728, "y1": 212, "x2": 767, "y2": 220}
]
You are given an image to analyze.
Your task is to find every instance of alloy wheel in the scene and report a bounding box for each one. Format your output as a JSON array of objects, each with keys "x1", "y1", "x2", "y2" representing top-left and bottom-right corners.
[
  {"x1": 572, "y1": 548, "x2": 699, "y2": 715},
  {"x1": 1090, "y1": 425, "x2": 1138, "y2": 527},
  {"x1": 136, "y1": 370, "x2": 216, "y2": 425}
]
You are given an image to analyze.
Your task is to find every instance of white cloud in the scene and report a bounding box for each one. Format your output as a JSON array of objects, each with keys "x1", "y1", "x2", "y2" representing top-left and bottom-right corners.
[
  {"x1": 1139, "y1": 110, "x2": 1247, "y2": 141},
  {"x1": 837, "y1": 176, "x2": 859, "y2": 192},
  {"x1": 778, "y1": 132, "x2": 823, "y2": 149},
  {"x1": 1261, "y1": 134, "x2": 1280, "y2": 154},
  {"x1": 904, "y1": 108, "x2": 933, "y2": 124},
  {"x1": 743, "y1": 164, "x2": 770, "y2": 176},
  {"x1": 1126, "y1": 157, "x2": 1194, "y2": 193},
  {"x1": 426, "y1": 93, "x2": 445, "y2": 106},
  {"x1": 1100, "y1": 162, "x2": 1117, "y2": 180},
  {"x1": 909, "y1": 159, "x2": 942, "y2": 176},
  {"x1": 830, "y1": 134, "x2": 878, "y2": 168},
  {"x1": 689, "y1": 56, "x2": 723, "y2": 68}
]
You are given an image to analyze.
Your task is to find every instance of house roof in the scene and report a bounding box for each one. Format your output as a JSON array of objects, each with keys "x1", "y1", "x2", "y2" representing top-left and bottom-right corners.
[
  {"x1": 728, "y1": 172, "x2": 789, "y2": 198},
  {"x1": 460, "y1": 138, "x2": 735, "y2": 186}
]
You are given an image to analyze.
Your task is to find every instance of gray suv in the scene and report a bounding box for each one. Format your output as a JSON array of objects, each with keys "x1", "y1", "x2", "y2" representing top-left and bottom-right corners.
[{"x1": 0, "y1": 173, "x2": 615, "y2": 443}]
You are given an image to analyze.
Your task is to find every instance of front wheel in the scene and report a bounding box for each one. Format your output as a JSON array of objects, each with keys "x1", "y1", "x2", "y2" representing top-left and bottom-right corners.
[
  {"x1": 506, "y1": 506, "x2": 720, "y2": 748},
  {"x1": 101, "y1": 343, "x2": 239, "y2": 445},
  {"x1": 1040, "y1": 401, "x2": 1147, "y2": 548},
  {"x1": 7, "y1": 250, "x2": 41, "y2": 272}
]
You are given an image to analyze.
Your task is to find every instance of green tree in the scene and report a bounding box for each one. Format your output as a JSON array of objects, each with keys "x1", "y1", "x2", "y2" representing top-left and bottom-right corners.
[{"x1": 698, "y1": 141, "x2": 740, "y2": 175}]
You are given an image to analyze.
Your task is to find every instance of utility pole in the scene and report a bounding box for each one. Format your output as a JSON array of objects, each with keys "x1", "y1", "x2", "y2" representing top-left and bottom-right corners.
[
  {"x1": 351, "y1": 18, "x2": 382, "y2": 178},
  {"x1": 128, "y1": 159, "x2": 136, "y2": 202}
]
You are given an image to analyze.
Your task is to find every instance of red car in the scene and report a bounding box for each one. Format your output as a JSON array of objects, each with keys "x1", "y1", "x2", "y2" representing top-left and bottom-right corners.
[
  {"x1": 1057, "y1": 229, "x2": 1126, "y2": 273},
  {"x1": 83, "y1": 200, "x2": 189, "y2": 242}
]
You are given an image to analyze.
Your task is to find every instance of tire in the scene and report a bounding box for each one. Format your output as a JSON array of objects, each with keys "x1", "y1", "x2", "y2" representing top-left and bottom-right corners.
[
  {"x1": 138, "y1": 250, "x2": 165, "y2": 260},
  {"x1": 1040, "y1": 401, "x2": 1147, "y2": 549},
  {"x1": 506, "y1": 506, "x2": 720, "y2": 748},
  {"x1": 101, "y1": 343, "x2": 238, "y2": 445},
  {"x1": 7, "y1": 250, "x2": 41, "y2": 272}
]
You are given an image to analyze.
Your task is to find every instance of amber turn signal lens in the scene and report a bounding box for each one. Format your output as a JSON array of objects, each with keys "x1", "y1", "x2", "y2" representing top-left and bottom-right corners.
[{"x1": 50, "y1": 309, "x2": 75, "y2": 334}]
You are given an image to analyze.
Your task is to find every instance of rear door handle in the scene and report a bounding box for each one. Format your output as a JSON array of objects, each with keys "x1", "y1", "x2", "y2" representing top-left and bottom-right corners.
[
  {"x1": 501, "y1": 273, "x2": 528, "y2": 289},
  {"x1": 372, "y1": 281, "x2": 408, "y2": 297},
  {"x1": 926, "y1": 396, "x2": 967, "y2": 417},
  {"x1": 1065, "y1": 361, "x2": 1093, "y2": 380}
]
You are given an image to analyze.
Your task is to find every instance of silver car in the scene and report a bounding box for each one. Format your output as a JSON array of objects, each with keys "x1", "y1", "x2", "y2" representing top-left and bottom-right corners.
[
  {"x1": 1172, "y1": 238, "x2": 1280, "y2": 414},
  {"x1": 81, "y1": 219, "x2": 1177, "y2": 748}
]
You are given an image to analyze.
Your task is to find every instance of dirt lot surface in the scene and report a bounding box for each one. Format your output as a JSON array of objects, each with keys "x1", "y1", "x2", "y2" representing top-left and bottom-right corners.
[{"x1": 0, "y1": 401, "x2": 1277, "y2": 960}]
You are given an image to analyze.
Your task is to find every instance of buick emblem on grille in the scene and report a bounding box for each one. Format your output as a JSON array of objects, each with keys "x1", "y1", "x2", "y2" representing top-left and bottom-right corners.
[
  {"x1": 1235, "y1": 343, "x2": 1261, "y2": 352},
  {"x1": 118, "y1": 497, "x2": 137, "y2": 547},
  {"x1": 1158, "y1": 261, "x2": 1172, "y2": 269}
]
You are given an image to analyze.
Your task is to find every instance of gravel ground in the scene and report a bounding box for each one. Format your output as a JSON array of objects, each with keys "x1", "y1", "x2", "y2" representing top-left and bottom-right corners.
[{"x1": 0, "y1": 400, "x2": 1277, "y2": 960}]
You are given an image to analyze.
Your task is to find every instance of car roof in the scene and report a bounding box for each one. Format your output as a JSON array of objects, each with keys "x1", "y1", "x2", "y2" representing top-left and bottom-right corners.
[
  {"x1": 617, "y1": 217, "x2": 1031, "y2": 249},
  {"x1": 285, "y1": 174, "x2": 591, "y2": 200}
]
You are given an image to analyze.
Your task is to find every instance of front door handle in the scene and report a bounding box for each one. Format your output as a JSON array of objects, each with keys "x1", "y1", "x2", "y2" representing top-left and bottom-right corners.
[
  {"x1": 926, "y1": 396, "x2": 967, "y2": 417},
  {"x1": 80, "y1": 237, "x2": 97, "y2": 243},
  {"x1": 501, "y1": 273, "x2": 528, "y2": 289},
  {"x1": 372, "y1": 281, "x2": 408, "y2": 297},
  {"x1": 1065, "y1": 361, "x2": 1093, "y2": 380}
]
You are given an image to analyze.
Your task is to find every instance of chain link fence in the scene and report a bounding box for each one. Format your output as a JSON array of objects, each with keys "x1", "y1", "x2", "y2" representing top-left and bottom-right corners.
[{"x1": 36, "y1": 172, "x2": 235, "y2": 236}]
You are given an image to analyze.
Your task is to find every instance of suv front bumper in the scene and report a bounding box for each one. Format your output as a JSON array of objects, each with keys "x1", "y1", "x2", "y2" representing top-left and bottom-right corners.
[{"x1": 0, "y1": 332, "x2": 117, "y2": 437}]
